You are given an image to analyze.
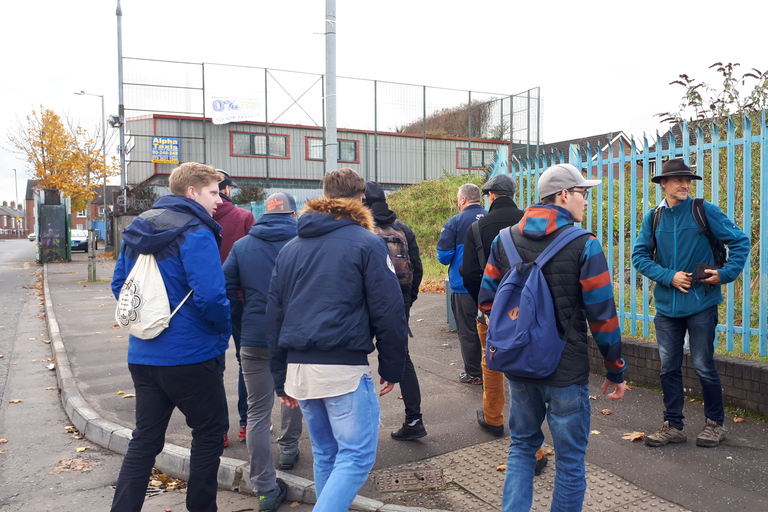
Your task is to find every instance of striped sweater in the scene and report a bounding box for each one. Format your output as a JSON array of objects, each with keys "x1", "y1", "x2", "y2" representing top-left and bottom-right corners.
[{"x1": 478, "y1": 204, "x2": 626, "y2": 383}]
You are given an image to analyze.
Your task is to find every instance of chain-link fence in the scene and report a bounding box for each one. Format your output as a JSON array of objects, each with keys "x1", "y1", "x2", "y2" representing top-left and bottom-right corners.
[{"x1": 124, "y1": 58, "x2": 540, "y2": 187}]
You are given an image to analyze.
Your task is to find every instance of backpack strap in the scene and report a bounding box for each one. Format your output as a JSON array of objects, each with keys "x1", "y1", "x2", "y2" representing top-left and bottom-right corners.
[
  {"x1": 498, "y1": 226, "x2": 522, "y2": 268},
  {"x1": 650, "y1": 206, "x2": 663, "y2": 263},
  {"x1": 533, "y1": 227, "x2": 592, "y2": 267},
  {"x1": 471, "y1": 221, "x2": 486, "y2": 270},
  {"x1": 691, "y1": 198, "x2": 708, "y2": 235}
]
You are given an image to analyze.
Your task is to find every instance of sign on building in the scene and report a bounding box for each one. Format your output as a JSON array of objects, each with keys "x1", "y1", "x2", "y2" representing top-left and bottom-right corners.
[{"x1": 151, "y1": 137, "x2": 180, "y2": 164}]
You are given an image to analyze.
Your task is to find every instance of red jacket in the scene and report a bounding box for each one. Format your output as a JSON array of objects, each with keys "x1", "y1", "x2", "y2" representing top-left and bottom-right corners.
[{"x1": 213, "y1": 195, "x2": 255, "y2": 263}]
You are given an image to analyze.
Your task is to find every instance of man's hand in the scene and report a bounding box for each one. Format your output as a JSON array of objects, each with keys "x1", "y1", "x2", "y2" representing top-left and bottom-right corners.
[
  {"x1": 279, "y1": 395, "x2": 300, "y2": 409},
  {"x1": 601, "y1": 379, "x2": 626, "y2": 400},
  {"x1": 701, "y1": 268, "x2": 722, "y2": 285},
  {"x1": 670, "y1": 271, "x2": 692, "y2": 293},
  {"x1": 379, "y1": 378, "x2": 395, "y2": 396}
]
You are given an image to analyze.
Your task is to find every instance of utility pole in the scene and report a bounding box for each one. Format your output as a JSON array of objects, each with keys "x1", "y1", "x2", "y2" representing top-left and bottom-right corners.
[
  {"x1": 116, "y1": 0, "x2": 127, "y2": 213},
  {"x1": 325, "y1": 0, "x2": 338, "y2": 173},
  {"x1": 74, "y1": 90, "x2": 106, "y2": 282}
]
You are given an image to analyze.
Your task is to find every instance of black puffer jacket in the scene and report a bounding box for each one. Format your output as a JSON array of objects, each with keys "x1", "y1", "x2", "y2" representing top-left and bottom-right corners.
[{"x1": 460, "y1": 196, "x2": 524, "y2": 304}]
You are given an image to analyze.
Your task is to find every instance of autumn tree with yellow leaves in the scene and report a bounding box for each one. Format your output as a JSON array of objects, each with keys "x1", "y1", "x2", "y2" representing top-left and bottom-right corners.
[{"x1": 7, "y1": 107, "x2": 118, "y2": 212}]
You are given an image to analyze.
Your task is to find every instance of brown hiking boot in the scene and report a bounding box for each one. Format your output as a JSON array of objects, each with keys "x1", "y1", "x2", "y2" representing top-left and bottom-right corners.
[
  {"x1": 644, "y1": 421, "x2": 687, "y2": 447},
  {"x1": 696, "y1": 418, "x2": 726, "y2": 447}
]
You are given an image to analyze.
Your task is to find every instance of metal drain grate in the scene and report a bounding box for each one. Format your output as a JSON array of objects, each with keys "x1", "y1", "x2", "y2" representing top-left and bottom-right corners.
[{"x1": 375, "y1": 468, "x2": 446, "y2": 492}]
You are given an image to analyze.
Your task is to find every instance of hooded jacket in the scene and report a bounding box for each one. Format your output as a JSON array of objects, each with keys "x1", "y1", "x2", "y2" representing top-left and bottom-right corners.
[
  {"x1": 212, "y1": 193, "x2": 255, "y2": 263},
  {"x1": 223, "y1": 213, "x2": 297, "y2": 348},
  {"x1": 632, "y1": 196, "x2": 749, "y2": 318},
  {"x1": 367, "y1": 200, "x2": 423, "y2": 307},
  {"x1": 112, "y1": 194, "x2": 231, "y2": 366},
  {"x1": 478, "y1": 204, "x2": 625, "y2": 386},
  {"x1": 266, "y1": 196, "x2": 408, "y2": 396}
]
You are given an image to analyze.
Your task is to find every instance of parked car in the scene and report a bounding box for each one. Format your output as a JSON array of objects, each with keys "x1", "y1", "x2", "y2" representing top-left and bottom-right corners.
[
  {"x1": 28, "y1": 233, "x2": 36, "y2": 242},
  {"x1": 70, "y1": 230, "x2": 89, "y2": 252}
]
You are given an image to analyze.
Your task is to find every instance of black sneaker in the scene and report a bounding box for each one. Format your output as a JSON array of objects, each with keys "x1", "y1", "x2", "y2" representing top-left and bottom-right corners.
[
  {"x1": 278, "y1": 450, "x2": 300, "y2": 470},
  {"x1": 391, "y1": 419, "x2": 427, "y2": 441},
  {"x1": 257, "y1": 478, "x2": 287, "y2": 512},
  {"x1": 535, "y1": 454, "x2": 548, "y2": 476},
  {"x1": 476, "y1": 409, "x2": 504, "y2": 437},
  {"x1": 459, "y1": 372, "x2": 483, "y2": 385}
]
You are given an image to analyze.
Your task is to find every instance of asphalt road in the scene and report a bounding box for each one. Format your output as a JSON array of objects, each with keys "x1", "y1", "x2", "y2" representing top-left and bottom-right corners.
[{"x1": 0, "y1": 240, "x2": 316, "y2": 511}]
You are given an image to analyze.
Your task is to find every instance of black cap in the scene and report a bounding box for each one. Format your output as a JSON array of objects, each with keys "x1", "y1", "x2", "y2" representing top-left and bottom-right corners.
[
  {"x1": 216, "y1": 169, "x2": 238, "y2": 190},
  {"x1": 651, "y1": 159, "x2": 701, "y2": 184},
  {"x1": 481, "y1": 174, "x2": 517, "y2": 196}
]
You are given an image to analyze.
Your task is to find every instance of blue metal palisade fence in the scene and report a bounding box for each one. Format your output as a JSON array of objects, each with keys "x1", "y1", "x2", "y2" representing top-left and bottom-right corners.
[{"x1": 506, "y1": 111, "x2": 768, "y2": 357}]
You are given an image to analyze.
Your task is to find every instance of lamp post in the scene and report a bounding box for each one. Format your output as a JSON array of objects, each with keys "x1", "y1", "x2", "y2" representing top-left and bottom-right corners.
[
  {"x1": 74, "y1": 90, "x2": 106, "y2": 282},
  {"x1": 13, "y1": 168, "x2": 20, "y2": 238}
]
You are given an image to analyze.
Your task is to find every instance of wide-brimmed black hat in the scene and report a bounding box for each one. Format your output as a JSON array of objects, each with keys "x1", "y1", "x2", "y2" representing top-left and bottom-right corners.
[{"x1": 651, "y1": 159, "x2": 701, "y2": 184}]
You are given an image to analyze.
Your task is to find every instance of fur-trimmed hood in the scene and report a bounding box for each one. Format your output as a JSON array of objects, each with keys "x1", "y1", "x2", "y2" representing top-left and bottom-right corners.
[{"x1": 298, "y1": 196, "x2": 375, "y2": 238}]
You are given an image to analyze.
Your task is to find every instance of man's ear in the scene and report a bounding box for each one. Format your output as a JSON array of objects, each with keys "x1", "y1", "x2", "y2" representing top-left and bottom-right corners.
[{"x1": 185, "y1": 186, "x2": 197, "y2": 199}]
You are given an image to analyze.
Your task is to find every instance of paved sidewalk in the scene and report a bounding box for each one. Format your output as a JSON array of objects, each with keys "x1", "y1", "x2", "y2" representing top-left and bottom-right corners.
[{"x1": 45, "y1": 256, "x2": 768, "y2": 511}]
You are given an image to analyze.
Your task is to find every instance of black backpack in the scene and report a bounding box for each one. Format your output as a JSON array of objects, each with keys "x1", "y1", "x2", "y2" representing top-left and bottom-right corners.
[
  {"x1": 649, "y1": 198, "x2": 727, "y2": 267},
  {"x1": 374, "y1": 223, "x2": 414, "y2": 296}
]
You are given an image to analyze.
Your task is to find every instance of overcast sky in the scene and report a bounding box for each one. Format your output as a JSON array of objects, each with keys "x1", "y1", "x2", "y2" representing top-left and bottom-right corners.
[{"x1": 1, "y1": 0, "x2": 765, "y2": 206}]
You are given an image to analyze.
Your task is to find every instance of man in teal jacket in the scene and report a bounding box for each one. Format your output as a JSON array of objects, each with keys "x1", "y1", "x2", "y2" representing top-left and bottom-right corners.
[{"x1": 632, "y1": 159, "x2": 749, "y2": 448}]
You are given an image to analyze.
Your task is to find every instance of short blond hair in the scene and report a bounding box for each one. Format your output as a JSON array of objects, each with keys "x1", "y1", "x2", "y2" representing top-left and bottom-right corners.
[{"x1": 168, "y1": 162, "x2": 222, "y2": 196}]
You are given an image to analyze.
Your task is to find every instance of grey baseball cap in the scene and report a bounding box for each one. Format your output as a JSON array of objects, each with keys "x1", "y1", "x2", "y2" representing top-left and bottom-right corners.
[
  {"x1": 482, "y1": 174, "x2": 517, "y2": 196},
  {"x1": 263, "y1": 192, "x2": 297, "y2": 215},
  {"x1": 538, "y1": 164, "x2": 601, "y2": 198}
]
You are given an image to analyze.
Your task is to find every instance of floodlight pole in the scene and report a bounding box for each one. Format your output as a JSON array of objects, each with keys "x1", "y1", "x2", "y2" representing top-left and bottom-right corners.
[
  {"x1": 116, "y1": 0, "x2": 127, "y2": 213},
  {"x1": 324, "y1": 0, "x2": 338, "y2": 173}
]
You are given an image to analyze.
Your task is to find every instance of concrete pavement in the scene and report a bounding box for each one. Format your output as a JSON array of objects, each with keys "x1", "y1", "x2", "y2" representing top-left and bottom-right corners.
[{"x1": 44, "y1": 255, "x2": 768, "y2": 511}]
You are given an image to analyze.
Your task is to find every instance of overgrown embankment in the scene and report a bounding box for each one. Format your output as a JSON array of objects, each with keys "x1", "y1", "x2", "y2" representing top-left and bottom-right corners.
[{"x1": 387, "y1": 173, "x2": 485, "y2": 292}]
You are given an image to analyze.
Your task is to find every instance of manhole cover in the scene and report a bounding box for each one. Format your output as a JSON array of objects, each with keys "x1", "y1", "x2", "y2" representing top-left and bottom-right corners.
[{"x1": 375, "y1": 468, "x2": 445, "y2": 492}]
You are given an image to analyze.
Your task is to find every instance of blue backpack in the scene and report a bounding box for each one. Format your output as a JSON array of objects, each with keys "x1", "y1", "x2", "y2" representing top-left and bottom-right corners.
[{"x1": 486, "y1": 226, "x2": 590, "y2": 378}]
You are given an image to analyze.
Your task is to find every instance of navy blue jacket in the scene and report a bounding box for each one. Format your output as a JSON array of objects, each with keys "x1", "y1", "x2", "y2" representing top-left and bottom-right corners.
[
  {"x1": 223, "y1": 213, "x2": 297, "y2": 348},
  {"x1": 112, "y1": 194, "x2": 231, "y2": 365},
  {"x1": 266, "y1": 197, "x2": 408, "y2": 396},
  {"x1": 437, "y1": 204, "x2": 487, "y2": 293}
]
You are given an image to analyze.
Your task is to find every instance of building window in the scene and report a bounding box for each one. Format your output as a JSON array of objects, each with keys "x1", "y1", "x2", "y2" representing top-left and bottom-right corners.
[
  {"x1": 306, "y1": 137, "x2": 359, "y2": 163},
  {"x1": 98, "y1": 207, "x2": 105, "y2": 216},
  {"x1": 457, "y1": 148, "x2": 498, "y2": 170},
  {"x1": 231, "y1": 132, "x2": 289, "y2": 158},
  {"x1": 76, "y1": 210, "x2": 86, "y2": 218}
]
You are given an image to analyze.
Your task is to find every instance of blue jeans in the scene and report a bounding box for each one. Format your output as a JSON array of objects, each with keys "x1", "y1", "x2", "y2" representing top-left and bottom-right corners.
[
  {"x1": 111, "y1": 357, "x2": 229, "y2": 512},
  {"x1": 502, "y1": 381, "x2": 591, "y2": 512},
  {"x1": 654, "y1": 304, "x2": 723, "y2": 429},
  {"x1": 299, "y1": 374, "x2": 379, "y2": 512}
]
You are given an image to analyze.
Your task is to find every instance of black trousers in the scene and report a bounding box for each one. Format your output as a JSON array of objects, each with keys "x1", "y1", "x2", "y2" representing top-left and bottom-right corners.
[{"x1": 111, "y1": 357, "x2": 229, "y2": 512}]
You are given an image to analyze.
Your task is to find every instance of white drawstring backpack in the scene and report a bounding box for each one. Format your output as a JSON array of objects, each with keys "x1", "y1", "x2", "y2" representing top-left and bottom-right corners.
[{"x1": 115, "y1": 253, "x2": 192, "y2": 339}]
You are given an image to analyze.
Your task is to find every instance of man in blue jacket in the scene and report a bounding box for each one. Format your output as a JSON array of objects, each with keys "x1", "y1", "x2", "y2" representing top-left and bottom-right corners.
[
  {"x1": 223, "y1": 192, "x2": 303, "y2": 512},
  {"x1": 632, "y1": 159, "x2": 749, "y2": 448},
  {"x1": 267, "y1": 168, "x2": 407, "y2": 512},
  {"x1": 111, "y1": 162, "x2": 231, "y2": 512},
  {"x1": 437, "y1": 183, "x2": 487, "y2": 384}
]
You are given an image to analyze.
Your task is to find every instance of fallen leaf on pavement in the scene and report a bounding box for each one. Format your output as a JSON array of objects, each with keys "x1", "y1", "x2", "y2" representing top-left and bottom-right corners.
[
  {"x1": 47, "y1": 363, "x2": 56, "y2": 370},
  {"x1": 116, "y1": 336, "x2": 124, "y2": 339},
  {"x1": 0, "y1": 439, "x2": 7, "y2": 444},
  {"x1": 45, "y1": 387, "x2": 56, "y2": 390},
  {"x1": 733, "y1": 417, "x2": 745, "y2": 423},
  {"x1": 117, "y1": 390, "x2": 125, "y2": 395},
  {"x1": 590, "y1": 430, "x2": 600, "y2": 435},
  {"x1": 0, "y1": 450, "x2": 7, "y2": 454},
  {"x1": 290, "y1": 503, "x2": 301, "y2": 508},
  {"x1": 496, "y1": 464, "x2": 507, "y2": 471},
  {"x1": 112, "y1": 324, "x2": 120, "y2": 328},
  {"x1": 416, "y1": 319, "x2": 424, "y2": 322},
  {"x1": 600, "y1": 409, "x2": 611, "y2": 415},
  {"x1": 0, "y1": 355, "x2": 3, "y2": 358},
  {"x1": 65, "y1": 425, "x2": 77, "y2": 432},
  {"x1": 40, "y1": 339, "x2": 51, "y2": 344},
  {"x1": 622, "y1": 431, "x2": 646, "y2": 441},
  {"x1": 589, "y1": 395, "x2": 597, "y2": 400},
  {"x1": 543, "y1": 448, "x2": 554, "y2": 455},
  {"x1": 75, "y1": 447, "x2": 90, "y2": 452},
  {"x1": 49, "y1": 458, "x2": 94, "y2": 474},
  {"x1": 9, "y1": 399, "x2": 22, "y2": 404},
  {"x1": 29, "y1": 338, "x2": 36, "y2": 340},
  {"x1": 625, "y1": 385, "x2": 632, "y2": 390},
  {"x1": 70, "y1": 433, "x2": 84, "y2": 440},
  {"x1": 123, "y1": 394, "x2": 136, "y2": 398}
]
